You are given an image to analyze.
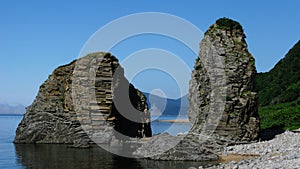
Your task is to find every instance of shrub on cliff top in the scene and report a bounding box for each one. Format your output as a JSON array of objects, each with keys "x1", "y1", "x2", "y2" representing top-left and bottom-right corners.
[{"x1": 215, "y1": 17, "x2": 243, "y2": 31}]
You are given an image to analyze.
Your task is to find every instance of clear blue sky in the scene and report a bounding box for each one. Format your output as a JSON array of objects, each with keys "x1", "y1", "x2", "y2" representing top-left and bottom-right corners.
[{"x1": 1, "y1": 0, "x2": 300, "y2": 105}]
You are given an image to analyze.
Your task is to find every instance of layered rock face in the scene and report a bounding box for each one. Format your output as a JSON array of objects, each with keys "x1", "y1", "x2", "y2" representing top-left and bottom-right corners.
[
  {"x1": 188, "y1": 18, "x2": 260, "y2": 143},
  {"x1": 14, "y1": 52, "x2": 151, "y2": 145},
  {"x1": 135, "y1": 18, "x2": 260, "y2": 161}
]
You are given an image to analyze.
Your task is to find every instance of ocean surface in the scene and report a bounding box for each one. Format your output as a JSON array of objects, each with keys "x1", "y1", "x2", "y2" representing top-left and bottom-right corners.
[
  {"x1": 151, "y1": 115, "x2": 190, "y2": 136},
  {"x1": 0, "y1": 115, "x2": 213, "y2": 169}
]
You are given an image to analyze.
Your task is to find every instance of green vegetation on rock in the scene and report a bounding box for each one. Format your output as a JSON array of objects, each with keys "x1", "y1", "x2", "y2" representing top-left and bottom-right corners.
[{"x1": 215, "y1": 17, "x2": 243, "y2": 31}]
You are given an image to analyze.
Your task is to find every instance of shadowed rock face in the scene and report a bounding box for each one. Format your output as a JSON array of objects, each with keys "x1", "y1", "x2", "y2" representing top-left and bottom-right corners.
[{"x1": 14, "y1": 52, "x2": 151, "y2": 146}]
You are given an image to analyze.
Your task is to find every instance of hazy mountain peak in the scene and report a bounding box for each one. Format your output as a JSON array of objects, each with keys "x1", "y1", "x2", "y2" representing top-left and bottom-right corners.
[{"x1": 0, "y1": 103, "x2": 25, "y2": 114}]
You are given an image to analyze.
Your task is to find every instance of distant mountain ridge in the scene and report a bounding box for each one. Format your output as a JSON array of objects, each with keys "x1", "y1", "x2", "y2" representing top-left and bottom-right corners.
[
  {"x1": 143, "y1": 92, "x2": 188, "y2": 116},
  {"x1": 0, "y1": 103, "x2": 25, "y2": 114}
]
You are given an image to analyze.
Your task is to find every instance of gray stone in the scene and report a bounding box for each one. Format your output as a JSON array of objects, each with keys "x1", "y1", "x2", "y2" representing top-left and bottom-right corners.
[
  {"x1": 14, "y1": 52, "x2": 152, "y2": 146},
  {"x1": 188, "y1": 18, "x2": 260, "y2": 147},
  {"x1": 135, "y1": 18, "x2": 260, "y2": 161}
]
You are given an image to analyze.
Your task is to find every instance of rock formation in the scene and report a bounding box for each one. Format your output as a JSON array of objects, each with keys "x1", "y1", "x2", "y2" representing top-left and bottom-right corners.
[
  {"x1": 14, "y1": 52, "x2": 152, "y2": 146},
  {"x1": 14, "y1": 18, "x2": 259, "y2": 161},
  {"x1": 188, "y1": 18, "x2": 260, "y2": 143},
  {"x1": 134, "y1": 18, "x2": 260, "y2": 161}
]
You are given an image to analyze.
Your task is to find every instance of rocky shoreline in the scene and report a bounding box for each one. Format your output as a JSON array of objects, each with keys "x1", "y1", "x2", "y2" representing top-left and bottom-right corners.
[
  {"x1": 198, "y1": 129, "x2": 300, "y2": 169},
  {"x1": 14, "y1": 18, "x2": 299, "y2": 165}
]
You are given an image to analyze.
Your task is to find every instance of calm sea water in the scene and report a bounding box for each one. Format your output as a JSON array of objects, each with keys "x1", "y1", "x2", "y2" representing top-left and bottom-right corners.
[
  {"x1": 0, "y1": 115, "x2": 213, "y2": 169},
  {"x1": 151, "y1": 115, "x2": 190, "y2": 136}
]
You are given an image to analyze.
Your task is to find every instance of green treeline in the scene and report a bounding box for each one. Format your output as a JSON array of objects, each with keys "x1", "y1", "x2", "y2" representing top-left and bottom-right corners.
[{"x1": 255, "y1": 40, "x2": 300, "y2": 130}]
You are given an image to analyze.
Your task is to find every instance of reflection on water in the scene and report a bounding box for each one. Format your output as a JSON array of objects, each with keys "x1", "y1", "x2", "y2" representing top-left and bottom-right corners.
[
  {"x1": 2, "y1": 115, "x2": 213, "y2": 169},
  {"x1": 15, "y1": 144, "x2": 121, "y2": 169},
  {"x1": 14, "y1": 144, "x2": 209, "y2": 169}
]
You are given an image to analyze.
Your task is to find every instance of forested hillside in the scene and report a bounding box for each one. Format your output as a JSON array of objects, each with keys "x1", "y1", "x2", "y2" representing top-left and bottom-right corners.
[{"x1": 256, "y1": 40, "x2": 300, "y2": 130}]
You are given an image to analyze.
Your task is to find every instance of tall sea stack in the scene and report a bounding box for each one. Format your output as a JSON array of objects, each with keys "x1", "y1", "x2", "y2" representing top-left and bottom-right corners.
[
  {"x1": 188, "y1": 18, "x2": 260, "y2": 143},
  {"x1": 135, "y1": 18, "x2": 260, "y2": 161}
]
